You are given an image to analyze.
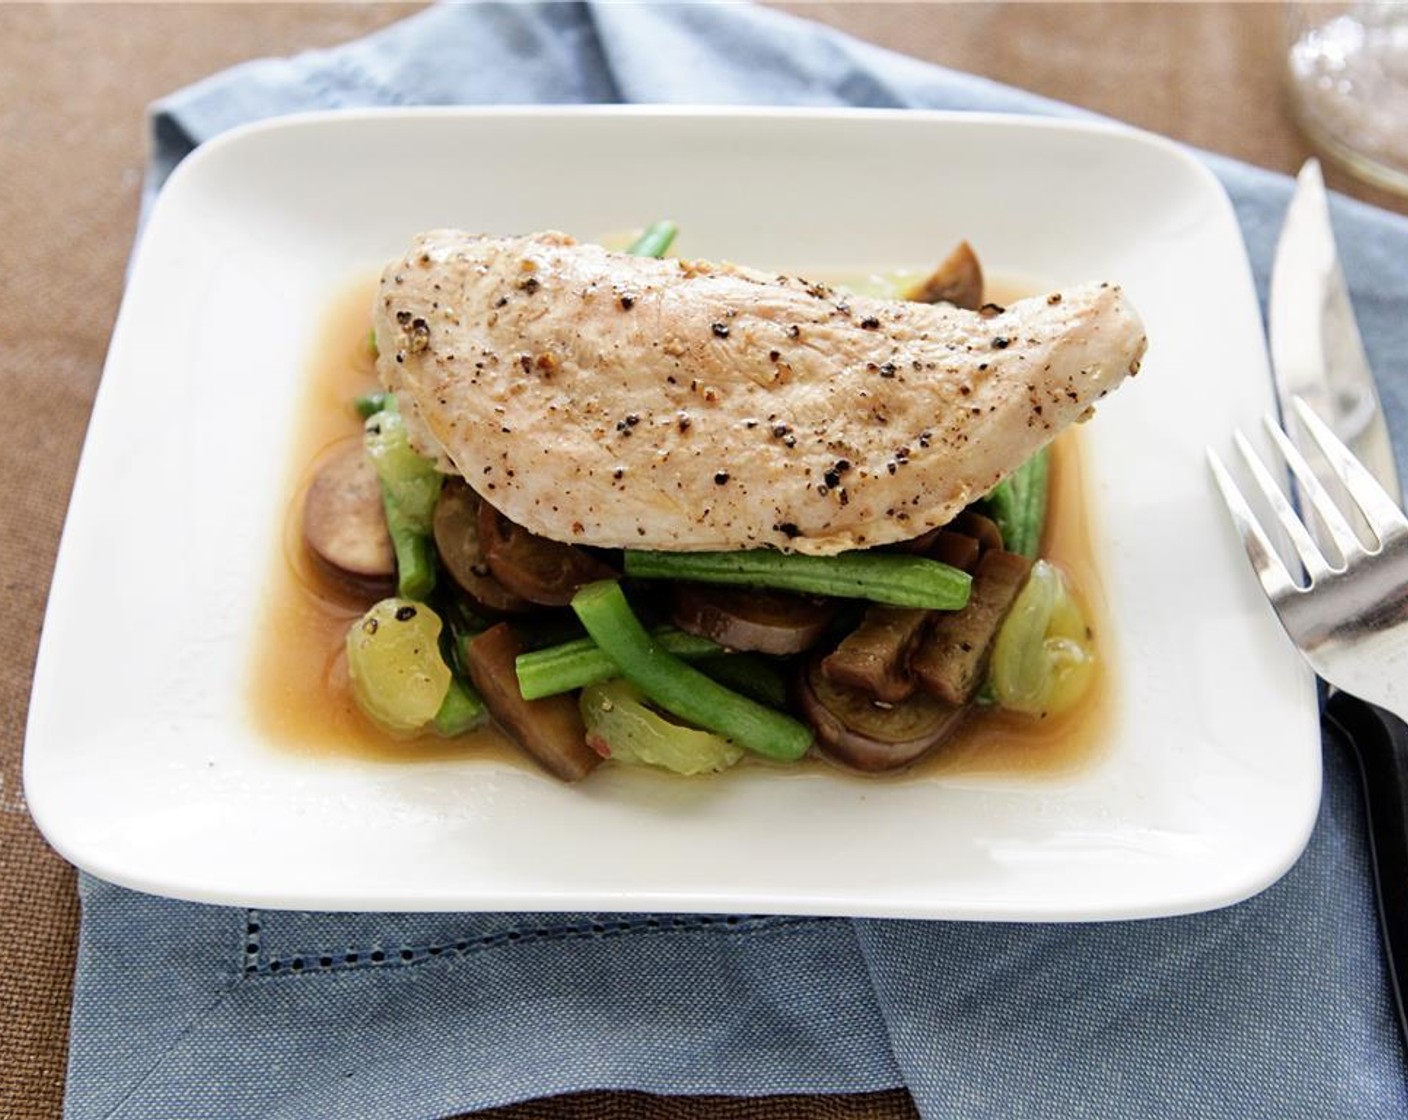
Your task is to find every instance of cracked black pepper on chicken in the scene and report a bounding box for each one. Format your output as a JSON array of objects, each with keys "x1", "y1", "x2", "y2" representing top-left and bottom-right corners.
[{"x1": 374, "y1": 230, "x2": 1146, "y2": 555}]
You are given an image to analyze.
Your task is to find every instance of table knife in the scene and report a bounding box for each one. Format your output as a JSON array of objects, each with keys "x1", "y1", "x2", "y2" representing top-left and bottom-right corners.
[
  {"x1": 1270, "y1": 159, "x2": 1400, "y2": 505},
  {"x1": 1269, "y1": 157, "x2": 1408, "y2": 1055}
]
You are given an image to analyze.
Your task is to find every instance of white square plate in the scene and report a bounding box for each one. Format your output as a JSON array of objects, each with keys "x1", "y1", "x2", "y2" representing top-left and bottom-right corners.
[{"x1": 25, "y1": 108, "x2": 1320, "y2": 918}]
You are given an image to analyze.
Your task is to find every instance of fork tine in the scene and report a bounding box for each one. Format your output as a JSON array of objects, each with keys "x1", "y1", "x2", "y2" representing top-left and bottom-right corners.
[
  {"x1": 1232, "y1": 430, "x2": 1331, "y2": 582},
  {"x1": 1262, "y1": 414, "x2": 1366, "y2": 565},
  {"x1": 1207, "y1": 447, "x2": 1299, "y2": 600},
  {"x1": 1293, "y1": 396, "x2": 1408, "y2": 544}
]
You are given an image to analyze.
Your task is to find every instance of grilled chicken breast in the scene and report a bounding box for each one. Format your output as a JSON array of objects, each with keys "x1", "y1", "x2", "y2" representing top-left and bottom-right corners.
[{"x1": 375, "y1": 231, "x2": 1146, "y2": 555}]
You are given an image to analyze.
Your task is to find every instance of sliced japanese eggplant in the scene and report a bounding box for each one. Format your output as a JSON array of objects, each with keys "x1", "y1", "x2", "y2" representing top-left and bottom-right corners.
[
  {"x1": 465, "y1": 622, "x2": 600, "y2": 782},
  {"x1": 303, "y1": 446, "x2": 395, "y2": 591},
  {"x1": 433, "y1": 479, "x2": 533, "y2": 614},
  {"x1": 797, "y1": 656, "x2": 964, "y2": 773},
  {"x1": 894, "y1": 520, "x2": 987, "y2": 570},
  {"x1": 820, "y1": 606, "x2": 930, "y2": 703},
  {"x1": 671, "y1": 584, "x2": 833, "y2": 655},
  {"x1": 477, "y1": 499, "x2": 617, "y2": 607},
  {"x1": 907, "y1": 241, "x2": 984, "y2": 310},
  {"x1": 913, "y1": 549, "x2": 1033, "y2": 705},
  {"x1": 953, "y1": 510, "x2": 1004, "y2": 554},
  {"x1": 919, "y1": 528, "x2": 983, "y2": 572}
]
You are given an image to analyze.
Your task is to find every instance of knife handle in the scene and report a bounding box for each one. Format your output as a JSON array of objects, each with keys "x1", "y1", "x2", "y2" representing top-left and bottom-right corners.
[{"x1": 1326, "y1": 691, "x2": 1408, "y2": 1056}]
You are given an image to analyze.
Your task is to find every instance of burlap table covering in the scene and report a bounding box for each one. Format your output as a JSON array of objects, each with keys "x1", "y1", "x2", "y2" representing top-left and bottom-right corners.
[{"x1": 4, "y1": 5, "x2": 1404, "y2": 1117}]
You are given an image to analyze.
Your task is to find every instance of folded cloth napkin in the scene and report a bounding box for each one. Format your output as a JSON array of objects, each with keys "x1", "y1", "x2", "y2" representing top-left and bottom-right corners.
[{"x1": 68, "y1": 4, "x2": 1408, "y2": 1118}]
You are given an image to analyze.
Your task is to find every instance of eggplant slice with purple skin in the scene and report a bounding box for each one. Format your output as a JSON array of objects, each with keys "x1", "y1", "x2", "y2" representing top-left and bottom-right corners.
[
  {"x1": 890, "y1": 526, "x2": 982, "y2": 571},
  {"x1": 816, "y1": 509, "x2": 998, "y2": 703},
  {"x1": 477, "y1": 498, "x2": 617, "y2": 608},
  {"x1": 923, "y1": 529, "x2": 983, "y2": 573},
  {"x1": 465, "y1": 622, "x2": 600, "y2": 782},
  {"x1": 303, "y1": 446, "x2": 396, "y2": 592},
  {"x1": 433, "y1": 479, "x2": 533, "y2": 615},
  {"x1": 953, "y1": 510, "x2": 1004, "y2": 555},
  {"x1": 820, "y1": 606, "x2": 930, "y2": 703},
  {"x1": 906, "y1": 241, "x2": 985, "y2": 310},
  {"x1": 912, "y1": 549, "x2": 1034, "y2": 705},
  {"x1": 671, "y1": 584, "x2": 834, "y2": 656},
  {"x1": 797, "y1": 655, "x2": 965, "y2": 773}
]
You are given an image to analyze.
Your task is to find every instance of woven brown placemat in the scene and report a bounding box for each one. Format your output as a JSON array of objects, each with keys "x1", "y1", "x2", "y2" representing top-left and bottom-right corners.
[
  {"x1": 0, "y1": 12, "x2": 420, "y2": 1119},
  {"x1": 4, "y1": 4, "x2": 1402, "y2": 1118}
]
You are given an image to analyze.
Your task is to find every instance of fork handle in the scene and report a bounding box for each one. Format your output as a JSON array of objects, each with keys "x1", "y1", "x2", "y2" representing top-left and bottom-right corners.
[{"x1": 1326, "y1": 692, "x2": 1408, "y2": 1056}]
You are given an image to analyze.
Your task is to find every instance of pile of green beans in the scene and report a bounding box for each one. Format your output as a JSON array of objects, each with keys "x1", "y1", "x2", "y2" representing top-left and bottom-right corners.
[{"x1": 570, "y1": 581, "x2": 813, "y2": 762}]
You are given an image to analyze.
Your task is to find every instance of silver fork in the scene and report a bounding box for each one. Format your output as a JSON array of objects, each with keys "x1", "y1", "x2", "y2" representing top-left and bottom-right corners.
[
  {"x1": 1208, "y1": 396, "x2": 1408, "y2": 722},
  {"x1": 1211, "y1": 397, "x2": 1408, "y2": 1055}
]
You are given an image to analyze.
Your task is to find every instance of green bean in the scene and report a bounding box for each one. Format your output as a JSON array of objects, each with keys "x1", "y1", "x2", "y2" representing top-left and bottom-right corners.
[
  {"x1": 433, "y1": 592, "x2": 489, "y2": 680},
  {"x1": 365, "y1": 408, "x2": 442, "y2": 600},
  {"x1": 510, "y1": 613, "x2": 589, "y2": 653},
  {"x1": 432, "y1": 596, "x2": 489, "y2": 736},
  {"x1": 623, "y1": 549, "x2": 970, "y2": 610},
  {"x1": 693, "y1": 653, "x2": 789, "y2": 709},
  {"x1": 355, "y1": 390, "x2": 393, "y2": 419},
  {"x1": 516, "y1": 627, "x2": 723, "y2": 700},
  {"x1": 570, "y1": 581, "x2": 813, "y2": 762},
  {"x1": 626, "y1": 220, "x2": 678, "y2": 259},
  {"x1": 985, "y1": 447, "x2": 1049, "y2": 558},
  {"x1": 433, "y1": 676, "x2": 488, "y2": 737},
  {"x1": 381, "y1": 485, "x2": 437, "y2": 601}
]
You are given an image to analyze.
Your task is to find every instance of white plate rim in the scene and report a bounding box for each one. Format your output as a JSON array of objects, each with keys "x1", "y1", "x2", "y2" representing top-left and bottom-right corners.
[{"x1": 24, "y1": 105, "x2": 1322, "y2": 919}]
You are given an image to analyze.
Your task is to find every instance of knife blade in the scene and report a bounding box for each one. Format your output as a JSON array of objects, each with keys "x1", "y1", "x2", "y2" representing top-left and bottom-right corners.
[
  {"x1": 1269, "y1": 158, "x2": 1401, "y2": 504},
  {"x1": 1269, "y1": 159, "x2": 1408, "y2": 1058}
]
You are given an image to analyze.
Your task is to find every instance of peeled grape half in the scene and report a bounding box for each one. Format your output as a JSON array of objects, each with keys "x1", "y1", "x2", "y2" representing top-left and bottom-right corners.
[{"x1": 345, "y1": 598, "x2": 452, "y2": 736}]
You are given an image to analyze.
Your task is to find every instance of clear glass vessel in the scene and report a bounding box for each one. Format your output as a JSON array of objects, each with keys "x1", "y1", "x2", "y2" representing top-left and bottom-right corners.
[{"x1": 1285, "y1": 1, "x2": 1408, "y2": 195}]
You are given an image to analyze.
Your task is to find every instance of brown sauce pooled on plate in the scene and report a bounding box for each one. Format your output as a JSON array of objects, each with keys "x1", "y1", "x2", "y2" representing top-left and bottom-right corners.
[
  {"x1": 248, "y1": 274, "x2": 1114, "y2": 778},
  {"x1": 247, "y1": 277, "x2": 522, "y2": 767}
]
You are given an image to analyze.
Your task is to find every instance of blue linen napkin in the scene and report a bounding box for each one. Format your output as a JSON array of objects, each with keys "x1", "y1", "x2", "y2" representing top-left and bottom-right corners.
[{"x1": 68, "y1": 4, "x2": 1408, "y2": 1118}]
